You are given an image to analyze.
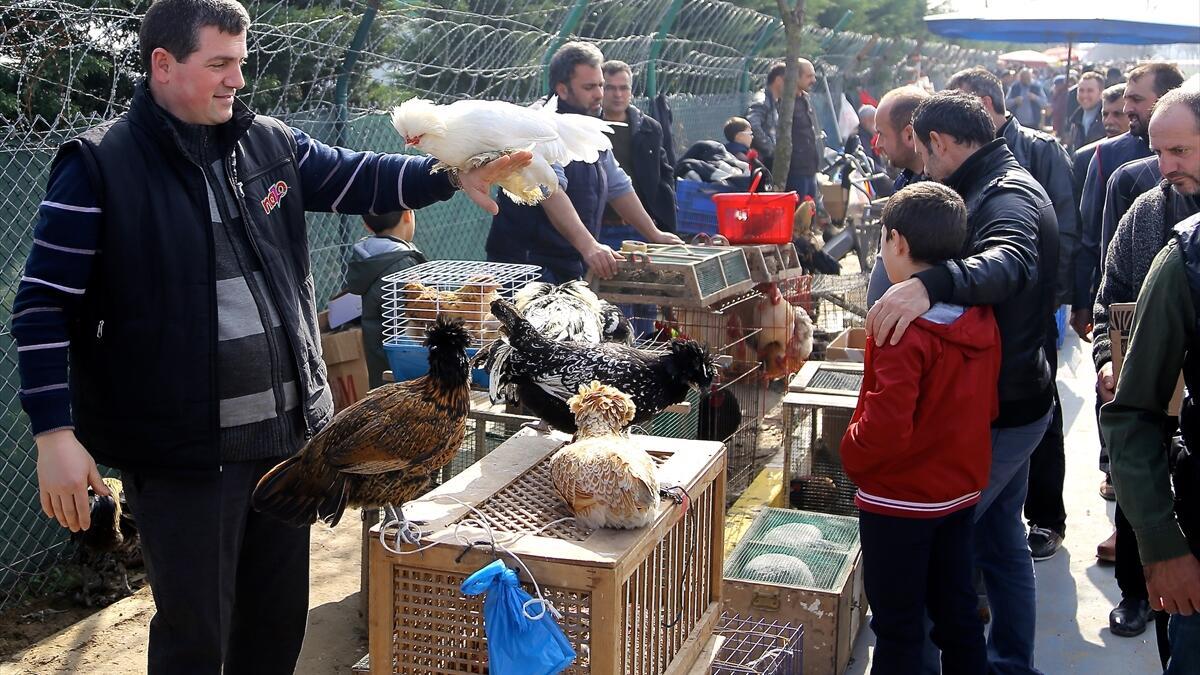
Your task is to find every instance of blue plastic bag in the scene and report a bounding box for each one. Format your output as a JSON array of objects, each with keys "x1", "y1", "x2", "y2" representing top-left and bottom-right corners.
[{"x1": 460, "y1": 559, "x2": 575, "y2": 675}]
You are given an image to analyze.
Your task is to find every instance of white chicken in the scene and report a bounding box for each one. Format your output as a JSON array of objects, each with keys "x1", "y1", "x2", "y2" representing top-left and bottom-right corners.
[
  {"x1": 391, "y1": 96, "x2": 617, "y2": 205},
  {"x1": 752, "y1": 282, "x2": 814, "y2": 381},
  {"x1": 549, "y1": 381, "x2": 660, "y2": 529}
]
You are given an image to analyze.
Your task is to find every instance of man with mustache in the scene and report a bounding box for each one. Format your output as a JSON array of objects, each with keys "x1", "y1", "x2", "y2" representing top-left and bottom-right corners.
[
  {"x1": 1074, "y1": 63, "x2": 1185, "y2": 337},
  {"x1": 1092, "y1": 87, "x2": 1200, "y2": 639}
]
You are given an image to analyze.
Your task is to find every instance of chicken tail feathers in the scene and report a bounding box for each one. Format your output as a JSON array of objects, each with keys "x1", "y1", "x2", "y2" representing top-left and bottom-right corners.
[{"x1": 252, "y1": 455, "x2": 348, "y2": 528}]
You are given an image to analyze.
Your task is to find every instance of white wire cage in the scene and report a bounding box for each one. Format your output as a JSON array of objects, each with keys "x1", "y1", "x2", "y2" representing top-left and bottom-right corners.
[{"x1": 381, "y1": 260, "x2": 541, "y2": 349}]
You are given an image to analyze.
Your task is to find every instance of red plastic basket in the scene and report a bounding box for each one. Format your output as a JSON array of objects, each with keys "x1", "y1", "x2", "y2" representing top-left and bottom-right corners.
[{"x1": 713, "y1": 190, "x2": 798, "y2": 245}]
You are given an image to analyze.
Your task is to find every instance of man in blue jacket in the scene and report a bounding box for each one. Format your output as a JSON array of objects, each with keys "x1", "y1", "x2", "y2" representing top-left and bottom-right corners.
[{"x1": 11, "y1": 0, "x2": 525, "y2": 671}]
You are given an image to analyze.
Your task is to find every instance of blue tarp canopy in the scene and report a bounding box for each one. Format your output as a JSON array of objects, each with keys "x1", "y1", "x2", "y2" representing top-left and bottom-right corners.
[{"x1": 924, "y1": 12, "x2": 1200, "y2": 46}]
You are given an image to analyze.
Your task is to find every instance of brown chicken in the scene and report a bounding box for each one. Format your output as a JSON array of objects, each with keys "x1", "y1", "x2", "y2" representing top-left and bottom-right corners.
[
  {"x1": 549, "y1": 381, "x2": 660, "y2": 529},
  {"x1": 403, "y1": 275, "x2": 501, "y2": 339},
  {"x1": 253, "y1": 317, "x2": 471, "y2": 528}
]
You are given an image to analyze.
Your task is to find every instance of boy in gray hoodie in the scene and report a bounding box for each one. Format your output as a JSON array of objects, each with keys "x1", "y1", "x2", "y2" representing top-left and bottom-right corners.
[{"x1": 344, "y1": 211, "x2": 427, "y2": 388}]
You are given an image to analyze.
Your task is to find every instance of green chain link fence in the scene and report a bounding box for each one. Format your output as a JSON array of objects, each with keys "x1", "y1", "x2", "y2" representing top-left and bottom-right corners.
[{"x1": 0, "y1": 0, "x2": 997, "y2": 611}]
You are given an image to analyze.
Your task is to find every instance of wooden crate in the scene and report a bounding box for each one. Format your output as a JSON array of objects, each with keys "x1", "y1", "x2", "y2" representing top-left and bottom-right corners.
[
  {"x1": 722, "y1": 509, "x2": 865, "y2": 675},
  {"x1": 587, "y1": 244, "x2": 753, "y2": 308},
  {"x1": 368, "y1": 428, "x2": 727, "y2": 674},
  {"x1": 787, "y1": 361, "x2": 864, "y2": 395},
  {"x1": 742, "y1": 243, "x2": 805, "y2": 283}
]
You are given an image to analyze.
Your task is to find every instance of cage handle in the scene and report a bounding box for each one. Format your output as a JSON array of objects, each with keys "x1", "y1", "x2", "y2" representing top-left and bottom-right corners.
[{"x1": 630, "y1": 251, "x2": 651, "y2": 265}]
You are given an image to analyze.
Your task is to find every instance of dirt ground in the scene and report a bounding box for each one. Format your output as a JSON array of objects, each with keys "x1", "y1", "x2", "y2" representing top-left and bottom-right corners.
[{"x1": 0, "y1": 509, "x2": 367, "y2": 674}]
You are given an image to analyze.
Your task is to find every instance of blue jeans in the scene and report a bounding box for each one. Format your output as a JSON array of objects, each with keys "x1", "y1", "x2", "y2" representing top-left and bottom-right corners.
[
  {"x1": 1167, "y1": 611, "x2": 1200, "y2": 673},
  {"x1": 976, "y1": 411, "x2": 1052, "y2": 675}
]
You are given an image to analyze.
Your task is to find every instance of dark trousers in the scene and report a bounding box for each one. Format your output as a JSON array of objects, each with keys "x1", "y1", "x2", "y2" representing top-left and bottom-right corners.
[
  {"x1": 1024, "y1": 323, "x2": 1067, "y2": 535},
  {"x1": 1115, "y1": 503, "x2": 1148, "y2": 600},
  {"x1": 123, "y1": 458, "x2": 311, "y2": 674},
  {"x1": 860, "y1": 507, "x2": 987, "y2": 675}
]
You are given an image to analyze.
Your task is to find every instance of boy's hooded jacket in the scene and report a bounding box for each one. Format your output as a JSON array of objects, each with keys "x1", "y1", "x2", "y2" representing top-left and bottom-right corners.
[{"x1": 841, "y1": 304, "x2": 1001, "y2": 518}]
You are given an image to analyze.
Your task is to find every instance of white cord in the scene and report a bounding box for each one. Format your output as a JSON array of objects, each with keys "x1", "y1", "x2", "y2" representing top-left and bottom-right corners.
[{"x1": 377, "y1": 499, "x2": 577, "y2": 621}]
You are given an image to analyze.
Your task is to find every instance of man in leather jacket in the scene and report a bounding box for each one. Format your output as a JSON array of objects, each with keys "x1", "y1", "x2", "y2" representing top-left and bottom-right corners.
[
  {"x1": 948, "y1": 66, "x2": 1077, "y2": 563},
  {"x1": 869, "y1": 91, "x2": 1058, "y2": 675},
  {"x1": 12, "y1": 0, "x2": 526, "y2": 671}
]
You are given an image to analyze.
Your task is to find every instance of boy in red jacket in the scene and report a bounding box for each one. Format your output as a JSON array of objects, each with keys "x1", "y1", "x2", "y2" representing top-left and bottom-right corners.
[{"x1": 842, "y1": 182, "x2": 1000, "y2": 674}]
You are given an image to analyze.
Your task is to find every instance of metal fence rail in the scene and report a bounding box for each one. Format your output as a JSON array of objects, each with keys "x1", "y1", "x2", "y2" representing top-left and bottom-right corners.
[{"x1": 0, "y1": 0, "x2": 996, "y2": 610}]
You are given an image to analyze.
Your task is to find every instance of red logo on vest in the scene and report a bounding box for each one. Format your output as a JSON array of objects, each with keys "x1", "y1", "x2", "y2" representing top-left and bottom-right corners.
[{"x1": 261, "y1": 181, "x2": 289, "y2": 214}]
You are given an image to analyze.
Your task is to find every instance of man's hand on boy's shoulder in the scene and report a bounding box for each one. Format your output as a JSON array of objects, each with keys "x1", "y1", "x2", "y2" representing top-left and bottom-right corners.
[{"x1": 867, "y1": 277, "x2": 931, "y2": 346}]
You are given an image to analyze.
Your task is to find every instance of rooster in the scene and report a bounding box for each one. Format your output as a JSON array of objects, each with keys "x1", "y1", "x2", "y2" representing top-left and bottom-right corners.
[
  {"x1": 489, "y1": 298, "x2": 714, "y2": 434},
  {"x1": 391, "y1": 96, "x2": 616, "y2": 205},
  {"x1": 253, "y1": 318, "x2": 471, "y2": 530},
  {"x1": 549, "y1": 382, "x2": 660, "y2": 529}
]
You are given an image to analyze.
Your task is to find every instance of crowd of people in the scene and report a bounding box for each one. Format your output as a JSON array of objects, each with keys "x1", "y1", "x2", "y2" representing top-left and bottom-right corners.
[{"x1": 9, "y1": 0, "x2": 1200, "y2": 672}]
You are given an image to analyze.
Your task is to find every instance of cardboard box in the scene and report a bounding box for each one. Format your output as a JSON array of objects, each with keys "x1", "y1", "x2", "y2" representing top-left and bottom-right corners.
[
  {"x1": 826, "y1": 327, "x2": 867, "y2": 362},
  {"x1": 319, "y1": 310, "x2": 369, "y2": 413},
  {"x1": 1109, "y1": 302, "x2": 1183, "y2": 417}
]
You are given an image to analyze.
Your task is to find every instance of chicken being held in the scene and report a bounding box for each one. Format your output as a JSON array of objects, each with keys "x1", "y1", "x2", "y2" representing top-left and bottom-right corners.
[
  {"x1": 391, "y1": 96, "x2": 617, "y2": 205},
  {"x1": 489, "y1": 298, "x2": 715, "y2": 434},
  {"x1": 253, "y1": 318, "x2": 472, "y2": 534},
  {"x1": 549, "y1": 381, "x2": 660, "y2": 529}
]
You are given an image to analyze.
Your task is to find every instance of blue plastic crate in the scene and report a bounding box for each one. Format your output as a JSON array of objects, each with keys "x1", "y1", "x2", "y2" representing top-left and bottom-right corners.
[
  {"x1": 384, "y1": 343, "x2": 490, "y2": 387},
  {"x1": 676, "y1": 179, "x2": 731, "y2": 214}
]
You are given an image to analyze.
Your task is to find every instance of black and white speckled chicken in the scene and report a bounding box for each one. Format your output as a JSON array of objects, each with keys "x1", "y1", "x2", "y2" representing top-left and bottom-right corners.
[
  {"x1": 489, "y1": 298, "x2": 715, "y2": 434},
  {"x1": 475, "y1": 280, "x2": 632, "y2": 402}
]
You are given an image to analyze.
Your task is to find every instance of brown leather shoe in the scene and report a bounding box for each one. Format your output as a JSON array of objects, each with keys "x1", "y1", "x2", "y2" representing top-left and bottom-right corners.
[{"x1": 1097, "y1": 529, "x2": 1117, "y2": 563}]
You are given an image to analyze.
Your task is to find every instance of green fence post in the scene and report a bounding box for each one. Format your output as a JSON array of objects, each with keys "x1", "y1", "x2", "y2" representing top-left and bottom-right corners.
[
  {"x1": 645, "y1": 0, "x2": 684, "y2": 98},
  {"x1": 540, "y1": 0, "x2": 591, "y2": 96},
  {"x1": 739, "y1": 20, "x2": 781, "y2": 95},
  {"x1": 334, "y1": 0, "x2": 381, "y2": 146}
]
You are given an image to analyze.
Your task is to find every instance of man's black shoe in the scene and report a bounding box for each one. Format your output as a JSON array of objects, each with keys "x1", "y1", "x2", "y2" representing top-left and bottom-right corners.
[
  {"x1": 1028, "y1": 526, "x2": 1063, "y2": 561},
  {"x1": 1109, "y1": 597, "x2": 1152, "y2": 637}
]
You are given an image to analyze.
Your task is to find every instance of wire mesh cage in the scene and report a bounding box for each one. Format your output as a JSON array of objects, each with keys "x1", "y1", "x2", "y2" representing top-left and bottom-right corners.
[
  {"x1": 382, "y1": 260, "x2": 540, "y2": 348},
  {"x1": 781, "y1": 391, "x2": 860, "y2": 517},
  {"x1": 711, "y1": 612, "x2": 804, "y2": 675},
  {"x1": 618, "y1": 293, "x2": 768, "y2": 502},
  {"x1": 587, "y1": 243, "x2": 754, "y2": 308},
  {"x1": 809, "y1": 273, "x2": 869, "y2": 336},
  {"x1": 722, "y1": 508, "x2": 865, "y2": 675}
]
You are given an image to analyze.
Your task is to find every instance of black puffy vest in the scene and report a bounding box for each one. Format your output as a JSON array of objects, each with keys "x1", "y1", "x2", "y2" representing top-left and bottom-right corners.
[{"x1": 60, "y1": 84, "x2": 333, "y2": 474}]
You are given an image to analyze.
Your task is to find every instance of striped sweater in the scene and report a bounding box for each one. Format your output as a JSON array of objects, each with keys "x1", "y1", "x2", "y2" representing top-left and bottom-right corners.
[{"x1": 13, "y1": 111, "x2": 456, "y2": 451}]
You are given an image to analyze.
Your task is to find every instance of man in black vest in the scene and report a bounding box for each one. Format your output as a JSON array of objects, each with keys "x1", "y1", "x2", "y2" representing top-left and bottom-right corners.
[
  {"x1": 11, "y1": 0, "x2": 524, "y2": 671},
  {"x1": 486, "y1": 42, "x2": 681, "y2": 283},
  {"x1": 1103, "y1": 209, "x2": 1200, "y2": 672}
]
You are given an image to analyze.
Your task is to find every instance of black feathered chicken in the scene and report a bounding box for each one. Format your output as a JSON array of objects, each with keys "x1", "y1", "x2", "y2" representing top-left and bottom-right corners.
[
  {"x1": 252, "y1": 317, "x2": 471, "y2": 529},
  {"x1": 489, "y1": 298, "x2": 715, "y2": 434}
]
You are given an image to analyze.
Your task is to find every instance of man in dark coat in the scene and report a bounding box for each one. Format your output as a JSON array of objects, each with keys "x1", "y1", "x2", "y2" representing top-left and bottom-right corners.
[{"x1": 600, "y1": 59, "x2": 677, "y2": 233}]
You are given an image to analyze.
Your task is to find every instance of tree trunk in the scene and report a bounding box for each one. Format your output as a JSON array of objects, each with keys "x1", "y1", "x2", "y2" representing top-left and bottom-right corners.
[{"x1": 770, "y1": 0, "x2": 806, "y2": 190}]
